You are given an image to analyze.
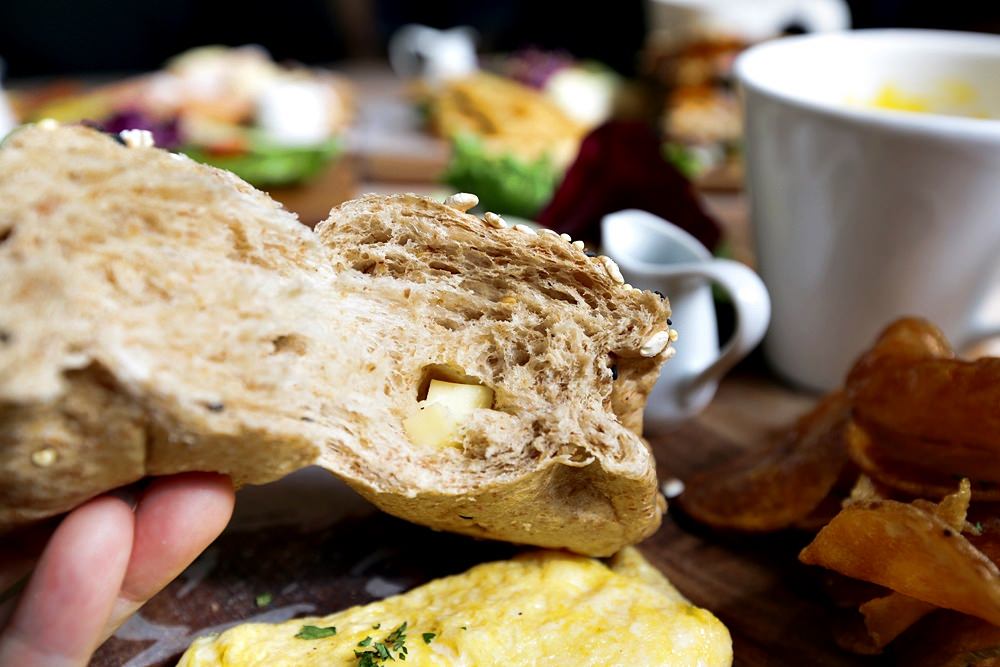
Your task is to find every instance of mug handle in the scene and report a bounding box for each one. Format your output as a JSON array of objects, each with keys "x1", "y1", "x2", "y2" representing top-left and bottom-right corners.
[{"x1": 664, "y1": 259, "x2": 771, "y2": 399}]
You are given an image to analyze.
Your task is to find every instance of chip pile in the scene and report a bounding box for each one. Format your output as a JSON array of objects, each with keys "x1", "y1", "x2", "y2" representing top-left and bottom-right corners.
[{"x1": 679, "y1": 318, "x2": 1000, "y2": 664}]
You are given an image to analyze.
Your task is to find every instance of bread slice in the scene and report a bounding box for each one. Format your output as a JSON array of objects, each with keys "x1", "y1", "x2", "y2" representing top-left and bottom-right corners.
[{"x1": 0, "y1": 124, "x2": 673, "y2": 556}]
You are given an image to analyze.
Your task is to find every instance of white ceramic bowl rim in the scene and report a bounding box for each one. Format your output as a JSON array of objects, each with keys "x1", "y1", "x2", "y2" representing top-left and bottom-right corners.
[{"x1": 735, "y1": 29, "x2": 1000, "y2": 138}]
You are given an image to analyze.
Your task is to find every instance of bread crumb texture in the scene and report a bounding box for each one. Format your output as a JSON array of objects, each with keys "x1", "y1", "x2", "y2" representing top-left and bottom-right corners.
[{"x1": 0, "y1": 125, "x2": 672, "y2": 555}]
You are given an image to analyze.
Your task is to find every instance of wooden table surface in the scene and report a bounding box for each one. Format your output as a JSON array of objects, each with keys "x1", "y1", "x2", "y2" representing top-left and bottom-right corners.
[{"x1": 80, "y1": 65, "x2": 883, "y2": 665}]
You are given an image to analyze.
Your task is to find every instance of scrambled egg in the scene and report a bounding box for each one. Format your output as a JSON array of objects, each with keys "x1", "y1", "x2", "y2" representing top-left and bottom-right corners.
[{"x1": 178, "y1": 548, "x2": 732, "y2": 667}]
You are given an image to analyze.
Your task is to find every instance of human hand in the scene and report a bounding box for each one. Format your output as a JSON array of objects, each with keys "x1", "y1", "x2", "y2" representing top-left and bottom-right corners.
[{"x1": 0, "y1": 473, "x2": 234, "y2": 667}]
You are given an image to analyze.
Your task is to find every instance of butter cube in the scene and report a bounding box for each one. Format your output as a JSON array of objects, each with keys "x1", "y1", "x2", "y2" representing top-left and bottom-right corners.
[{"x1": 404, "y1": 380, "x2": 494, "y2": 448}]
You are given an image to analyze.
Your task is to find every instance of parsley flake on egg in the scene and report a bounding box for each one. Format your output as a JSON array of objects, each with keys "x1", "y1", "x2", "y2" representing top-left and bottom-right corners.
[{"x1": 294, "y1": 625, "x2": 337, "y2": 640}]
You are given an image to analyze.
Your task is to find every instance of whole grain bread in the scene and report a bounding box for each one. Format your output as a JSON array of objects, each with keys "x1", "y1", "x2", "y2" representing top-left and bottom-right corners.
[{"x1": 0, "y1": 124, "x2": 673, "y2": 556}]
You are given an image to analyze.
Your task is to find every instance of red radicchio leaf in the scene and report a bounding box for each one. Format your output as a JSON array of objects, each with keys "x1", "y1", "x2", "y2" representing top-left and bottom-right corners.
[{"x1": 537, "y1": 120, "x2": 721, "y2": 252}]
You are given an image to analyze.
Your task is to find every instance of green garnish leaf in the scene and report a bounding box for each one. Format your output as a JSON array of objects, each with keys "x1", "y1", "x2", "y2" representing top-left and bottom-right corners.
[
  {"x1": 255, "y1": 592, "x2": 272, "y2": 607},
  {"x1": 372, "y1": 623, "x2": 381, "y2": 629},
  {"x1": 295, "y1": 624, "x2": 337, "y2": 639},
  {"x1": 422, "y1": 632, "x2": 436, "y2": 644},
  {"x1": 975, "y1": 521, "x2": 984, "y2": 533},
  {"x1": 354, "y1": 621, "x2": 408, "y2": 665}
]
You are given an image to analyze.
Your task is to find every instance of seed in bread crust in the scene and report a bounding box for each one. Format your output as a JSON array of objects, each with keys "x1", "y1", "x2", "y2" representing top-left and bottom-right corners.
[
  {"x1": 669, "y1": 328, "x2": 679, "y2": 342},
  {"x1": 483, "y1": 212, "x2": 507, "y2": 228},
  {"x1": 560, "y1": 233, "x2": 572, "y2": 242},
  {"x1": 572, "y1": 240, "x2": 585, "y2": 250},
  {"x1": 119, "y1": 129, "x2": 155, "y2": 149},
  {"x1": 31, "y1": 447, "x2": 57, "y2": 467},
  {"x1": 444, "y1": 192, "x2": 479, "y2": 212},
  {"x1": 598, "y1": 256, "x2": 625, "y2": 285},
  {"x1": 513, "y1": 224, "x2": 537, "y2": 236},
  {"x1": 37, "y1": 118, "x2": 59, "y2": 131},
  {"x1": 639, "y1": 330, "x2": 671, "y2": 357},
  {"x1": 539, "y1": 228, "x2": 559, "y2": 237}
]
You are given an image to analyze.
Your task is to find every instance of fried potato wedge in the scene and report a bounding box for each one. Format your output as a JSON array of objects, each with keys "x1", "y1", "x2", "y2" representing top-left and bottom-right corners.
[
  {"x1": 800, "y1": 492, "x2": 1000, "y2": 626},
  {"x1": 832, "y1": 593, "x2": 937, "y2": 655},
  {"x1": 678, "y1": 392, "x2": 850, "y2": 531}
]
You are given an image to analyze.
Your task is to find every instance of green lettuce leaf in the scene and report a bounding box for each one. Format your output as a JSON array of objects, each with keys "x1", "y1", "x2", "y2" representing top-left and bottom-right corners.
[
  {"x1": 442, "y1": 134, "x2": 562, "y2": 219},
  {"x1": 182, "y1": 135, "x2": 340, "y2": 188}
]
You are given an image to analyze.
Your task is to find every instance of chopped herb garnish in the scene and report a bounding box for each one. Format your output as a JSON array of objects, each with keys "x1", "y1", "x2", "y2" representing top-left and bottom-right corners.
[
  {"x1": 422, "y1": 632, "x2": 436, "y2": 644},
  {"x1": 355, "y1": 622, "x2": 407, "y2": 665},
  {"x1": 461, "y1": 625, "x2": 467, "y2": 630},
  {"x1": 255, "y1": 592, "x2": 272, "y2": 607},
  {"x1": 458, "y1": 514, "x2": 474, "y2": 520},
  {"x1": 372, "y1": 623, "x2": 381, "y2": 629},
  {"x1": 295, "y1": 625, "x2": 337, "y2": 639},
  {"x1": 975, "y1": 521, "x2": 984, "y2": 533}
]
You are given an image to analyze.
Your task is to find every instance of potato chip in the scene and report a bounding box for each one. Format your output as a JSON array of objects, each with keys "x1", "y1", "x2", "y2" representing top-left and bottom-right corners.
[
  {"x1": 851, "y1": 317, "x2": 954, "y2": 364},
  {"x1": 678, "y1": 392, "x2": 850, "y2": 531},
  {"x1": 799, "y1": 491, "x2": 1000, "y2": 626},
  {"x1": 857, "y1": 593, "x2": 937, "y2": 651},
  {"x1": 848, "y1": 353, "x2": 1000, "y2": 454},
  {"x1": 846, "y1": 421, "x2": 1000, "y2": 501},
  {"x1": 830, "y1": 592, "x2": 937, "y2": 655}
]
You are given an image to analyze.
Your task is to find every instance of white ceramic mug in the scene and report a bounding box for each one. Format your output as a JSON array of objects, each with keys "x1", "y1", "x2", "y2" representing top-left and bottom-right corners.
[
  {"x1": 738, "y1": 30, "x2": 1000, "y2": 391},
  {"x1": 602, "y1": 210, "x2": 771, "y2": 429}
]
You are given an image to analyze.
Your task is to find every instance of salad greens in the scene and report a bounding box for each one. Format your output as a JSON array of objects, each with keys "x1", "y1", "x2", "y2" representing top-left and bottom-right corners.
[
  {"x1": 442, "y1": 134, "x2": 561, "y2": 219},
  {"x1": 182, "y1": 135, "x2": 341, "y2": 188}
]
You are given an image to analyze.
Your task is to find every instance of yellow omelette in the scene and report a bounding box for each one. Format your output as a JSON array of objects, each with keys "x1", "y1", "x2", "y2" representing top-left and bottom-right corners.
[{"x1": 179, "y1": 548, "x2": 732, "y2": 667}]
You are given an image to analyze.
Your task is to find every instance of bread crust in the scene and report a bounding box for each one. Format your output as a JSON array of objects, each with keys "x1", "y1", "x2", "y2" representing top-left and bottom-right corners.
[{"x1": 0, "y1": 125, "x2": 672, "y2": 555}]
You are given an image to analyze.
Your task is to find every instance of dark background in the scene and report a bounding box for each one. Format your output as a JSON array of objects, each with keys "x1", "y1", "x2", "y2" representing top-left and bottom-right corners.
[{"x1": 1, "y1": 0, "x2": 1000, "y2": 79}]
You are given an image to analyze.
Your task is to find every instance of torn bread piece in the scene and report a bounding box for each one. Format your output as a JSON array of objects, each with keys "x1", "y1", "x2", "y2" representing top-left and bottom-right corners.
[{"x1": 0, "y1": 124, "x2": 673, "y2": 555}]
